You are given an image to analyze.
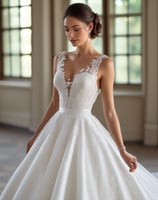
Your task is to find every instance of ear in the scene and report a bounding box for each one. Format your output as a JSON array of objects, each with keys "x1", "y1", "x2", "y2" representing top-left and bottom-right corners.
[{"x1": 88, "y1": 22, "x2": 93, "y2": 33}]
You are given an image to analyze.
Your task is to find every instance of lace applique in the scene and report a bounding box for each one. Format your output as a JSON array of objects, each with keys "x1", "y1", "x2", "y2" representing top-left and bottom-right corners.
[
  {"x1": 57, "y1": 52, "x2": 107, "y2": 100},
  {"x1": 58, "y1": 52, "x2": 73, "y2": 98},
  {"x1": 57, "y1": 51, "x2": 66, "y2": 70},
  {"x1": 65, "y1": 79, "x2": 73, "y2": 98},
  {"x1": 79, "y1": 55, "x2": 107, "y2": 75}
]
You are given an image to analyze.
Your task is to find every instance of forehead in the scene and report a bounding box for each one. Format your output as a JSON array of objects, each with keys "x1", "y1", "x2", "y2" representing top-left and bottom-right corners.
[{"x1": 64, "y1": 16, "x2": 85, "y2": 27}]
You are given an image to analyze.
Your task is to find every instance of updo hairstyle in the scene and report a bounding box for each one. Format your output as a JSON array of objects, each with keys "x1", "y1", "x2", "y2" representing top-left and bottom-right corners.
[{"x1": 63, "y1": 3, "x2": 102, "y2": 39}]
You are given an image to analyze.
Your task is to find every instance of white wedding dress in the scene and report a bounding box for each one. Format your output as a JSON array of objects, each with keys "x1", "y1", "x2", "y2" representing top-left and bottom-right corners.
[{"x1": 1, "y1": 51, "x2": 158, "y2": 200}]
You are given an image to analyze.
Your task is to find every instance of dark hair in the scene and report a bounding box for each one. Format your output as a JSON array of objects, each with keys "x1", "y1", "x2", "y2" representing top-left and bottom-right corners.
[{"x1": 63, "y1": 3, "x2": 102, "y2": 39}]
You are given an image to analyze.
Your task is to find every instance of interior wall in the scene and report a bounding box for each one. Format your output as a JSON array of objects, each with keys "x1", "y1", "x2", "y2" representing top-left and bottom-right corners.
[
  {"x1": 0, "y1": 0, "x2": 52, "y2": 130},
  {"x1": 92, "y1": 93, "x2": 144, "y2": 142},
  {"x1": 0, "y1": 81, "x2": 32, "y2": 127},
  {"x1": 0, "y1": 0, "x2": 158, "y2": 145}
]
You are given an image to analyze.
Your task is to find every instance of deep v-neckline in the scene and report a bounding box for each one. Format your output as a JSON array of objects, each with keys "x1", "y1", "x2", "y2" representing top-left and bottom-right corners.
[
  {"x1": 62, "y1": 52, "x2": 101, "y2": 79},
  {"x1": 58, "y1": 51, "x2": 105, "y2": 99}
]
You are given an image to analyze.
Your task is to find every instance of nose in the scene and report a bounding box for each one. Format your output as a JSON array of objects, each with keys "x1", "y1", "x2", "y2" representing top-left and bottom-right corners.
[{"x1": 67, "y1": 30, "x2": 74, "y2": 39}]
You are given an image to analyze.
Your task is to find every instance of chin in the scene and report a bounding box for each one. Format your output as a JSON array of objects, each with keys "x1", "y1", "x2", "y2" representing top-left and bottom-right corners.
[
  {"x1": 71, "y1": 42, "x2": 79, "y2": 47},
  {"x1": 72, "y1": 43, "x2": 77, "y2": 47}
]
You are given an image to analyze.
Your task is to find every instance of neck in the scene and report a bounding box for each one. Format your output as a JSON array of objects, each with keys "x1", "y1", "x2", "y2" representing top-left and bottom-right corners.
[{"x1": 75, "y1": 41, "x2": 97, "y2": 57}]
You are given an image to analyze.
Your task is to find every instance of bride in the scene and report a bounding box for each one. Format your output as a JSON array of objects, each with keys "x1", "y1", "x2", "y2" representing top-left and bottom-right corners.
[{"x1": 1, "y1": 3, "x2": 158, "y2": 200}]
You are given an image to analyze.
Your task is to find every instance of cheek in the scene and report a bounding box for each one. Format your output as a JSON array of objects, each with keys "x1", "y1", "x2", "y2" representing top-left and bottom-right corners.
[{"x1": 80, "y1": 29, "x2": 89, "y2": 38}]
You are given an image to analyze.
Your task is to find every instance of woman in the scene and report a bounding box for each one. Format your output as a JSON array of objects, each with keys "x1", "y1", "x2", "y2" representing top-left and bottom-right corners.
[{"x1": 1, "y1": 3, "x2": 158, "y2": 200}]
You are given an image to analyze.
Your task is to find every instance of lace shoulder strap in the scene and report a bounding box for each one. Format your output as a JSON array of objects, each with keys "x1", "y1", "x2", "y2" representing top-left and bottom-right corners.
[
  {"x1": 94, "y1": 54, "x2": 108, "y2": 73},
  {"x1": 83, "y1": 54, "x2": 108, "y2": 75},
  {"x1": 57, "y1": 51, "x2": 66, "y2": 71}
]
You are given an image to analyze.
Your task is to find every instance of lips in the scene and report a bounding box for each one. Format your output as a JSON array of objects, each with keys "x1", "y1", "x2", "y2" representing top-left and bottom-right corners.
[{"x1": 70, "y1": 39, "x2": 78, "y2": 44}]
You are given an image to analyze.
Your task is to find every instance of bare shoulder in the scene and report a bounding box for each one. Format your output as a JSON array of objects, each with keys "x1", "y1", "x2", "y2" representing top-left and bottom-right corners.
[
  {"x1": 100, "y1": 56, "x2": 114, "y2": 70},
  {"x1": 99, "y1": 56, "x2": 114, "y2": 78}
]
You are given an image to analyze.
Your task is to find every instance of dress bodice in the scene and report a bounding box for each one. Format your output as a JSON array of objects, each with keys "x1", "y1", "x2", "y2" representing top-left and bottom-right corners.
[{"x1": 54, "y1": 51, "x2": 107, "y2": 111}]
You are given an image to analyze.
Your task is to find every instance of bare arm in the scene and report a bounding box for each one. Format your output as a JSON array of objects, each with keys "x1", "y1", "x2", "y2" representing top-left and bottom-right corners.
[
  {"x1": 99, "y1": 58, "x2": 137, "y2": 172},
  {"x1": 26, "y1": 55, "x2": 59, "y2": 152}
]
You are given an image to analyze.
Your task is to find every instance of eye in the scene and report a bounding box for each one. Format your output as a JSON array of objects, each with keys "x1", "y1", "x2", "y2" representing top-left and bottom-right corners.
[
  {"x1": 65, "y1": 29, "x2": 69, "y2": 33},
  {"x1": 74, "y1": 28, "x2": 80, "y2": 32},
  {"x1": 64, "y1": 27, "x2": 69, "y2": 32}
]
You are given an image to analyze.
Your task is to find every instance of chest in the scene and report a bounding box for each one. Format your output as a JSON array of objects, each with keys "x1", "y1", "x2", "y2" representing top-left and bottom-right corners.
[
  {"x1": 56, "y1": 52, "x2": 107, "y2": 94},
  {"x1": 63, "y1": 56, "x2": 99, "y2": 81}
]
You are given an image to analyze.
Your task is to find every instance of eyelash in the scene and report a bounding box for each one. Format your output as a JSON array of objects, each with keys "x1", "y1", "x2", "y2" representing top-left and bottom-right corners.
[
  {"x1": 65, "y1": 28, "x2": 80, "y2": 32},
  {"x1": 74, "y1": 28, "x2": 80, "y2": 32}
]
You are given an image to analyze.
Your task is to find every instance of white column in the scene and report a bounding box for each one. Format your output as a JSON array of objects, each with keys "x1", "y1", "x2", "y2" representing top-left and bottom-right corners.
[
  {"x1": 144, "y1": 0, "x2": 158, "y2": 145},
  {"x1": 52, "y1": 0, "x2": 68, "y2": 55},
  {"x1": 31, "y1": 0, "x2": 52, "y2": 130}
]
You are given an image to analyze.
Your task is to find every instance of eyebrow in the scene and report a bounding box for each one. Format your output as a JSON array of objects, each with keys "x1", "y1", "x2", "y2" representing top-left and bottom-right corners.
[{"x1": 64, "y1": 25, "x2": 80, "y2": 28}]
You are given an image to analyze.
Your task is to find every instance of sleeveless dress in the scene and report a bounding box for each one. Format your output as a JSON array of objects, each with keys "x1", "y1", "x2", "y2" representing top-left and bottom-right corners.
[{"x1": 1, "y1": 51, "x2": 158, "y2": 200}]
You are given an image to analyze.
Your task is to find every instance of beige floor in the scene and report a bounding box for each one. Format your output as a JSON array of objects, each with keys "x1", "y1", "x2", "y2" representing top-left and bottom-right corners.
[{"x1": 0, "y1": 124, "x2": 158, "y2": 194}]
